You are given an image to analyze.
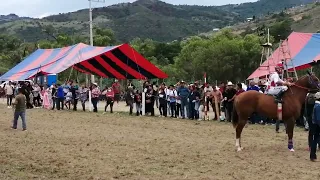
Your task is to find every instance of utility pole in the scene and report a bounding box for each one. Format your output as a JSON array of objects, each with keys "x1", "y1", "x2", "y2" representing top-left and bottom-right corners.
[{"x1": 88, "y1": 0, "x2": 105, "y2": 83}]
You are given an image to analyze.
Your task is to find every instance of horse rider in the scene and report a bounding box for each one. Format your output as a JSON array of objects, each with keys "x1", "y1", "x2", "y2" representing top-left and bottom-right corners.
[{"x1": 267, "y1": 63, "x2": 293, "y2": 103}]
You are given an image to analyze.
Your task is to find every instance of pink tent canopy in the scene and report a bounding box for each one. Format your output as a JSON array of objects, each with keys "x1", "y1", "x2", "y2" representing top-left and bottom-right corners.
[{"x1": 248, "y1": 32, "x2": 320, "y2": 79}]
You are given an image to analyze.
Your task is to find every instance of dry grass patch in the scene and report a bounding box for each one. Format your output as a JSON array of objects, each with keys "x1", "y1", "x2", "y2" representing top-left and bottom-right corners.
[{"x1": 0, "y1": 105, "x2": 320, "y2": 179}]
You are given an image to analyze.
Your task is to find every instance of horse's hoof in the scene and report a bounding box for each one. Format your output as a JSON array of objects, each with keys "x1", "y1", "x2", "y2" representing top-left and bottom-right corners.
[
  {"x1": 289, "y1": 148, "x2": 295, "y2": 152},
  {"x1": 237, "y1": 147, "x2": 242, "y2": 152}
]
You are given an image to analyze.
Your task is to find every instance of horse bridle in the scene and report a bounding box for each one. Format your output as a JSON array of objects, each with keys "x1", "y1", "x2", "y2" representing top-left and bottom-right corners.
[{"x1": 292, "y1": 72, "x2": 320, "y2": 91}]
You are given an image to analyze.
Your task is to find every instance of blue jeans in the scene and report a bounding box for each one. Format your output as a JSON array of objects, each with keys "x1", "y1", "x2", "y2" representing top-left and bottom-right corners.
[
  {"x1": 13, "y1": 111, "x2": 26, "y2": 130},
  {"x1": 180, "y1": 97, "x2": 189, "y2": 118}
]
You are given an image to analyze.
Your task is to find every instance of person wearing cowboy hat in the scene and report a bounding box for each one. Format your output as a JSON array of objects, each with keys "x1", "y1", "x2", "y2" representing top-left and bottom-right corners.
[
  {"x1": 91, "y1": 83, "x2": 101, "y2": 112},
  {"x1": 223, "y1": 81, "x2": 237, "y2": 122},
  {"x1": 266, "y1": 62, "x2": 293, "y2": 103}
]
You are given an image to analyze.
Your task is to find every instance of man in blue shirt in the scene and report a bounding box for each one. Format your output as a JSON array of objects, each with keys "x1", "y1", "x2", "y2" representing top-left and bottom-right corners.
[
  {"x1": 56, "y1": 84, "x2": 65, "y2": 110},
  {"x1": 177, "y1": 81, "x2": 190, "y2": 119},
  {"x1": 246, "y1": 81, "x2": 260, "y2": 92},
  {"x1": 310, "y1": 92, "x2": 320, "y2": 161}
]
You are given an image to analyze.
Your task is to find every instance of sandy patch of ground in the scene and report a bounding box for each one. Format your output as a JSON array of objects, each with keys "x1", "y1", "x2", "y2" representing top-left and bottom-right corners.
[{"x1": 0, "y1": 105, "x2": 320, "y2": 180}]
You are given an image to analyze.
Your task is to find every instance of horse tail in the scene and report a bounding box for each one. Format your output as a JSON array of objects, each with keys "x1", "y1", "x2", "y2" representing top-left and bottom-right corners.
[{"x1": 232, "y1": 102, "x2": 239, "y2": 128}]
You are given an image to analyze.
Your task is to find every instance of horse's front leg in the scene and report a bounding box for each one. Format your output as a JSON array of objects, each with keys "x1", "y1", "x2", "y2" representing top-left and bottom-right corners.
[{"x1": 286, "y1": 119, "x2": 295, "y2": 152}]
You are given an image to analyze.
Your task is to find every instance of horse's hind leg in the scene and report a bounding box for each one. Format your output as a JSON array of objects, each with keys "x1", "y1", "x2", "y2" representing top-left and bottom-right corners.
[
  {"x1": 236, "y1": 117, "x2": 246, "y2": 152},
  {"x1": 286, "y1": 119, "x2": 295, "y2": 152}
]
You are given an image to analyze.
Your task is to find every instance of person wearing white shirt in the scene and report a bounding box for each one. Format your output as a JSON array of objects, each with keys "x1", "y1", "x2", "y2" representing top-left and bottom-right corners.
[
  {"x1": 5, "y1": 81, "x2": 14, "y2": 108},
  {"x1": 168, "y1": 85, "x2": 178, "y2": 118},
  {"x1": 266, "y1": 63, "x2": 292, "y2": 103}
]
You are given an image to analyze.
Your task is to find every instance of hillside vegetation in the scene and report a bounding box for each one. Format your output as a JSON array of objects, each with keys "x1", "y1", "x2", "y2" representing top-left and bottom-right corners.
[{"x1": 0, "y1": 0, "x2": 316, "y2": 42}]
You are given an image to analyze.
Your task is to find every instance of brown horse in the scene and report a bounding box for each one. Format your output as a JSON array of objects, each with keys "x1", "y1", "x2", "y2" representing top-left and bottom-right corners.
[{"x1": 232, "y1": 73, "x2": 320, "y2": 152}]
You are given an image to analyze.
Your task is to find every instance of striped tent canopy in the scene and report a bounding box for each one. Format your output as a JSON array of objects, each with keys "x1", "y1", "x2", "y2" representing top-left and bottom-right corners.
[
  {"x1": 0, "y1": 43, "x2": 168, "y2": 81},
  {"x1": 248, "y1": 32, "x2": 320, "y2": 80}
]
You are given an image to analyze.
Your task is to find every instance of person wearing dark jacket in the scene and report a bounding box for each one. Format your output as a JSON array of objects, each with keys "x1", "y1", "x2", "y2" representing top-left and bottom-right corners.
[
  {"x1": 310, "y1": 92, "x2": 320, "y2": 161},
  {"x1": 70, "y1": 81, "x2": 79, "y2": 111},
  {"x1": 158, "y1": 86, "x2": 167, "y2": 117},
  {"x1": 306, "y1": 92, "x2": 317, "y2": 150},
  {"x1": 188, "y1": 85, "x2": 201, "y2": 120},
  {"x1": 223, "y1": 82, "x2": 237, "y2": 122}
]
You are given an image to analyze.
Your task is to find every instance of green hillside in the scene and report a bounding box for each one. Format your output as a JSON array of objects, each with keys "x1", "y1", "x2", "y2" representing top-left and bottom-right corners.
[{"x1": 0, "y1": 0, "x2": 315, "y2": 42}]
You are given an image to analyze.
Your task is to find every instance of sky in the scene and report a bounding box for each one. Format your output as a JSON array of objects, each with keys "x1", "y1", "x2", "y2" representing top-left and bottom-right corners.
[{"x1": 0, "y1": 0, "x2": 257, "y2": 18}]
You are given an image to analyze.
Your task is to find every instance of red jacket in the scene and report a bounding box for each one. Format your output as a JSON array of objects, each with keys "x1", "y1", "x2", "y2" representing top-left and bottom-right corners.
[{"x1": 106, "y1": 90, "x2": 115, "y2": 100}]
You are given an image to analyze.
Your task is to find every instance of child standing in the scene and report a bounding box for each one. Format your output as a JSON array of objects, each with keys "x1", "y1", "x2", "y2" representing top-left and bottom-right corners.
[
  {"x1": 134, "y1": 90, "x2": 142, "y2": 116},
  {"x1": 12, "y1": 88, "x2": 27, "y2": 131},
  {"x1": 310, "y1": 92, "x2": 320, "y2": 161}
]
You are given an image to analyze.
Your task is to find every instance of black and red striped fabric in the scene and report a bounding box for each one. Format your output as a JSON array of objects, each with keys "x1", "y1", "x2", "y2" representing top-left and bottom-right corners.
[{"x1": 0, "y1": 43, "x2": 168, "y2": 80}]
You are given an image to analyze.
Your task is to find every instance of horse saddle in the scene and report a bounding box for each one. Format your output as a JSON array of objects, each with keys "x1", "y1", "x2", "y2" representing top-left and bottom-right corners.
[{"x1": 266, "y1": 92, "x2": 285, "y2": 104}]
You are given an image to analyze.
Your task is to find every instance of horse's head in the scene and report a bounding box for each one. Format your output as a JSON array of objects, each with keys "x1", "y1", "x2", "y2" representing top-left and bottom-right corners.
[
  {"x1": 307, "y1": 71, "x2": 320, "y2": 90},
  {"x1": 294, "y1": 71, "x2": 320, "y2": 91}
]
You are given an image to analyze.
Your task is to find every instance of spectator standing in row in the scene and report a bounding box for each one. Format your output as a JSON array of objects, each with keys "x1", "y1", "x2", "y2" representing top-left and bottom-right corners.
[
  {"x1": 5, "y1": 81, "x2": 14, "y2": 108},
  {"x1": 134, "y1": 90, "x2": 142, "y2": 116},
  {"x1": 127, "y1": 86, "x2": 135, "y2": 115},
  {"x1": 112, "y1": 79, "x2": 121, "y2": 104},
  {"x1": 177, "y1": 81, "x2": 189, "y2": 119},
  {"x1": 32, "y1": 83, "x2": 41, "y2": 107},
  {"x1": 223, "y1": 82, "x2": 237, "y2": 122},
  {"x1": 71, "y1": 81, "x2": 79, "y2": 111},
  {"x1": 103, "y1": 87, "x2": 115, "y2": 113},
  {"x1": 79, "y1": 84, "x2": 88, "y2": 111},
  {"x1": 189, "y1": 85, "x2": 200, "y2": 120},
  {"x1": 91, "y1": 83, "x2": 101, "y2": 113},
  {"x1": 158, "y1": 84, "x2": 167, "y2": 117},
  {"x1": 51, "y1": 84, "x2": 57, "y2": 110},
  {"x1": 56, "y1": 84, "x2": 65, "y2": 110},
  {"x1": 211, "y1": 85, "x2": 223, "y2": 120},
  {"x1": 168, "y1": 85, "x2": 178, "y2": 118}
]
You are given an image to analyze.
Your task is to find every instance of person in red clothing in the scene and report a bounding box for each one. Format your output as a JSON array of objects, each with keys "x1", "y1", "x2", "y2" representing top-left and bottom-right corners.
[
  {"x1": 103, "y1": 87, "x2": 114, "y2": 113},
  {"x1": 112, "y1": 79, "x2": 121, "y2": 104},
  {"x1": 230, "y1": 83, "x2": 245, "y2": 102}
]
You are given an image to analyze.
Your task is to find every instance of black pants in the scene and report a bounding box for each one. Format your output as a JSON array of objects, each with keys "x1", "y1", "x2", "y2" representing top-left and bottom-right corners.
[
  {"x1": 146, "y1": 102, "x2": 155, "y2": 116},
  {"x1": 105, "y1": 99, "x2": 114, "y2": 113},
  {"x1": 159, "y1": 102, "x2": 167, "y2": 117},
  {"x1": 310, "y1": 124, "x2": 320, "y2": 160},
  {"x1": 170, "y1": 102, "x2": 177, "y2": 118},
  {"x1": 206, "y1": 98, "x2": 213, "y2": 111},
  {"x1": 189, "y1": 102, "x2": 198, "y2": 120},
  {"x1": 73, "y1": 99, "x2": 78, "y2": 111},
  {"x1": 92, "y1": 98, "x2": 98, "y2": 112},
  {"x1": 226, "y1": 102, "x2": 233, "y2": 122},
  {"x1": 6, "y1": 95, "x2": 13, "y2": 106},
  {"x1": 52, "y1": 97, "x2": 56, "y2": 110},
  {"x1": 33, "y1": 95, "x2": 41, "y2": 107},
  {"x1": 56, "y1": 98, "x2": 64, "y2": 110},
  {"x1": 176, "y1": 103, "x2": 181, "y2": 117},
  {"x1": 128, "y1": 100, "x2": 134, "y2": 115},
  {"x1": 81, "y1": 100, "x2": 86, "y2": 111}
]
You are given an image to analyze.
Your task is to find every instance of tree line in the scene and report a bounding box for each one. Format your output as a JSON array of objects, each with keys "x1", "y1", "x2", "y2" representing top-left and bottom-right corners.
[{"x1": 2, "y1": 21, "x2": 316, "y2": 85}]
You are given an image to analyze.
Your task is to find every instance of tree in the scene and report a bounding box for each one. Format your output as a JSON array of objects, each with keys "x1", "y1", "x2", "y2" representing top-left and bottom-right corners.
[{"x1": 93, "y1": 27, "x2": 116, "y2": 46}]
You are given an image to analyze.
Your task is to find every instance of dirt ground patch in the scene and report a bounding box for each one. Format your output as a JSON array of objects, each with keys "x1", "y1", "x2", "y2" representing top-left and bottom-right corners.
[{"x1": 0, "y1": 105, "x2": 320, "y2": 180}]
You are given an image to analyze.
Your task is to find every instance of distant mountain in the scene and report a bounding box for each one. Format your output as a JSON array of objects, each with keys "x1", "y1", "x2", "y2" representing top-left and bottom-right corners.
[{"x1": 0, "y1": 0, "x2": 316, "y2": 42}]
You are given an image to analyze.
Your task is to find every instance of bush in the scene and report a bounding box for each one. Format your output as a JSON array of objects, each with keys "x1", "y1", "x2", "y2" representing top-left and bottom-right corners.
[{"x1": 301, "y1": 14, "x2": 312, "y2": 20}]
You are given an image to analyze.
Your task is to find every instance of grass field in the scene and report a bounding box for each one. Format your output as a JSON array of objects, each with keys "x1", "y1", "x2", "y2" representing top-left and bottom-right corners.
[{"x1": 1, "y1": 104, "x2": 320, "y2": 180}]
